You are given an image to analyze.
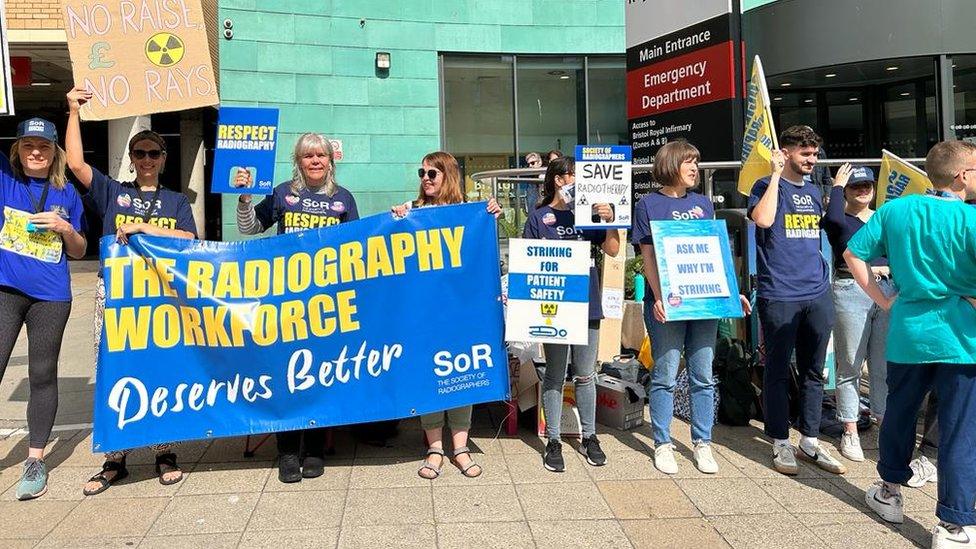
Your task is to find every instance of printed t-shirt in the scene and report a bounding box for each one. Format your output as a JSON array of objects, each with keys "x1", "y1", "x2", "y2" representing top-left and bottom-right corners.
[
  {"x1": 0, "y1": 153, "x2": 84, "y2": 301},
  {"x1": 820, "y1": 185, "x2": 887, "y2": 271},
  {"x1": 631, "y1": 190, "x2": 714, "y2": 302},
  {"x1": 254, "y1": 182, "x2": 359, "y2": 235},
  {"x1": 747, "y1": 176, "x2": 829, "y2": 301},
  {"x1": 523, "y1": 205, "x2": 607, "y2": 320},
  {"x1": 88, "y1": 166, "x2": 197, "y2": 237},
  {"x1": 847, "y1": 194, "x2": 976, "y2": 364}
]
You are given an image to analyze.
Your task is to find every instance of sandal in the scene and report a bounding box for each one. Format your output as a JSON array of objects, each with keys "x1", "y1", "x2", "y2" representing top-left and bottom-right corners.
[
  {"x1": 451, "y1": 446, "x2": 483, "y2": 478},
  {"x1": 418, "y1": 448, "x2": 444, "y2": 479},
  {"x1": 83, "y1": 457, "x2": 129, "y2": 496},
  {"x1": 154, "y1": 452, "x2": 184, "y2": 486}
]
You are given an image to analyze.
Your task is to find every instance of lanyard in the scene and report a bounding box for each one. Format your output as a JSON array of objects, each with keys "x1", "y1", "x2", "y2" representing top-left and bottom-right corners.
[
  {"x1": 132, "y1": 184, "x2": 162, "y2": 220},
  {"x1": 932, "y1": 189, "x2": 962, "y2": 201},
  {"x1": 24, "y1": 179, "x2": 51, "y2": 214}
]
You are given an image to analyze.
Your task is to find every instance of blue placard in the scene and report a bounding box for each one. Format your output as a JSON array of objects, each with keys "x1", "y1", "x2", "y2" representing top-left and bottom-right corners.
[
  {"x1": 650, "y1": 219, "x2": 743, "y2": 321},
  {"x1": 93, "y1": 203, "x2": 508, "y2": 452},
  {"x1": 211, "y1": 106, "x2": 279, "y2": 194}
]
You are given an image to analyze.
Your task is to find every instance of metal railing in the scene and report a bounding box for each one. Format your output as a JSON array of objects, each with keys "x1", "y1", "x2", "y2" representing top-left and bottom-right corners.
[{"x1": 470, "y1": 157, "x2": 926, "y2": 235}]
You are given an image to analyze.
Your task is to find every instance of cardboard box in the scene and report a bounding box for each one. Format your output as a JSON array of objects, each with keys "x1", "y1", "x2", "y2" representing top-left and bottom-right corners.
[
  {"x1": 537, "y1": 383, "x2": 582, "y2": 439},
  {"x1": 595, "y1": 374, "x2": 646, "y2": 431}
]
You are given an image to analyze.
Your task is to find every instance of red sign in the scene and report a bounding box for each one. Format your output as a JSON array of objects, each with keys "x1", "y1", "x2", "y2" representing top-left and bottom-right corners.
[
  {"x1": 626, "y1": 41, "x2": 736, "y2": 119},
  {"x1": 11, "y1": 57, "x2": 31, "y2": 87}
]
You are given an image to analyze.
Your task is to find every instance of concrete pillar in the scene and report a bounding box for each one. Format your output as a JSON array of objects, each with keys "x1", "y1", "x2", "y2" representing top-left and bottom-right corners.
[
  {"x1": 107, "y1": 116, "x2": 151, "y2": 180},
  {"x1": 180, "y1": 110, "x2": 207, "y2": 239}
]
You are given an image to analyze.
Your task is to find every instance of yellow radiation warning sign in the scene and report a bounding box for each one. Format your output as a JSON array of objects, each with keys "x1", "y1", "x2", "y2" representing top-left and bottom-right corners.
[{"x1": 145, "y1": 33, "x2": 185, "y2": 67}]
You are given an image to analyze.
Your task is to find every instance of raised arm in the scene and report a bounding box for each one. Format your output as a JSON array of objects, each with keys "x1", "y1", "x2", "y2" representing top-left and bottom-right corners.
[
  {"x1": 65, "y1": 87, "x2": 94, "y2": 188},
  {"x1": 749, "y1": 150, "x2": 785, "y2": 229}
]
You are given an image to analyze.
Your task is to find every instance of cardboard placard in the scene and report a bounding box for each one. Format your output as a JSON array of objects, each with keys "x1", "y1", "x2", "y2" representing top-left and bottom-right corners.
[{"x1": 61, "y1": 0, "x2": 219, "y2": 121}]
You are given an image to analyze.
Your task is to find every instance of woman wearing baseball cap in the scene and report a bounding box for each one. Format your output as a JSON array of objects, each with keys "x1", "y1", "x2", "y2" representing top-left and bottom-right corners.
[
  {"x1": 821, "y1": 164, "x2": 893, "y2": 462},
  {"x1": 65, "y1": 87, "x2": 197, "y2": 495},
  {"x1": 0, "y1": 117, "x2": 87, "y2": 500}
]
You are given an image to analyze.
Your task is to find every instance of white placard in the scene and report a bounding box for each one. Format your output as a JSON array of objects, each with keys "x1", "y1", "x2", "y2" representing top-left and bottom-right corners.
[
  {"x1": 0, "y1": 0, "x2": 14, "y2": 116},
  {"x1": 505, "y1": 238, "x2": 591, "y2": 346},
  {"x1": 661, "y1": 235, "x2": 730, "y2": 299},
  {"x1": 601, "y1": 287, "x2": 624, "y2": 320},
  {"x1": 574, "y1": 145, "x2": 632, "y2": 229}
]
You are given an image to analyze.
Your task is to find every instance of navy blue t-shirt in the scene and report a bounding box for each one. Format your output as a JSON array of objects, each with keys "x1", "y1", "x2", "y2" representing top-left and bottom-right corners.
[
  {"x1": 523, "y1": 205, "x2": 607, "y2": 320},
  {"x1": 820, "y1": 185, "x2": 887, "y2": 271},
  {"x1": 88, "y1": 167, "x2": 197, "y2": 237},
  {"x1": 0, "y1": 154, "x2": 84, "y2": 301},
  {"x1": 631, "y1": 190, "x2": 714, "y2": 302},
  {"x1": 748, "y1": 176, "x2": 829, "y2": 300},
  {"x1": 255, "y1": 182, "x2": 359, "y2": 235}
]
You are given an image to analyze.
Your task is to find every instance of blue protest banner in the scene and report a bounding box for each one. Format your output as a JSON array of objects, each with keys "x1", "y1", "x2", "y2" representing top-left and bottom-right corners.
[
  {"x1": 211, "y1": 106, "x2": 279, "y2": 195},
  {"x1": 650, "y1": 219, "x2": 743, "y2": 321},
  {"x1": 93, "y1": 203, "x2": 508, "y2": 452}
]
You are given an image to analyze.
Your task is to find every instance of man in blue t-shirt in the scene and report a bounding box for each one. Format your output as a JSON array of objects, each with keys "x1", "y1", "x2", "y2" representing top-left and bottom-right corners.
[
  {"x1": 748, "y1": 126, "x2": 843, "y2": 476},
  {"x1": 845, "y1": 141, "x2": 976, "y2": 543}
]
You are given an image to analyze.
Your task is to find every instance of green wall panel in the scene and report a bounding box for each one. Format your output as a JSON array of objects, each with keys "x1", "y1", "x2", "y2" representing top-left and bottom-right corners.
[{"x1": 218, "y1": 1, "x2": 623, "y2": 240}]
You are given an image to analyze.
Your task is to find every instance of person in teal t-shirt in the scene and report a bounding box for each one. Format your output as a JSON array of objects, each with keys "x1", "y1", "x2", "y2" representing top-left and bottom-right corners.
[{"x1": 844, "y1": 140, "x2": 976, "y2": 544}]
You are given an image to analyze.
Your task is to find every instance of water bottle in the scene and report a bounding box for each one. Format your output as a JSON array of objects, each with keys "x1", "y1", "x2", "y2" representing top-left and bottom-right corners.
[{"x1": 634, "y1": 274, "x2": 645, "y2": 301}]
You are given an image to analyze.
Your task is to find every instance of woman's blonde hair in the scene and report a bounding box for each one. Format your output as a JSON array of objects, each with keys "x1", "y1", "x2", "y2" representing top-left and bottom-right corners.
[
  {"x1": 652, "y1": 140, "x2": 700, "y2": 186},
  {"x1": 10, "y1": 138, "x2": 69, "y2": 190},
  {"x1": 290, "y1": 133, "x2": 338, "y2": 196},
  {"x1": 415, "y1": 151, "x2": 463, "y2": 206}
]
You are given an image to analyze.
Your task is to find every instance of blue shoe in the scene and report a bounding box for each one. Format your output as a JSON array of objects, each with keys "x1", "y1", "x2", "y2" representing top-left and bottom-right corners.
[{"x1": 16, "y1": 458, "x2": 48, "y2": 501}]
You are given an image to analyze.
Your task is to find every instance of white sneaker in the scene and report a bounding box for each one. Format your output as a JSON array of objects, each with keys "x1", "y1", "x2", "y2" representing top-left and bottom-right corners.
[
  {"x1": 654, "y1": 444, "x2": 679, "y2": 475},
  {"x1": 865, "y1": 481, "x2": 904, "y2": 524},
  {"x1": 932, "y1": 522, "x2": 976, "y2": 548},
  {"x1": 693, "y1": 442, "x2": 719, "y2": 474},
  {"x1": 772, "y1": 443, "x2": 798, "y2": 476},
  {"x1": 839, "y1": 432, "x2": 865, "y2": 462},
  {"x1": 906, "y1": 456, "x2": 938, "y2": 488}
]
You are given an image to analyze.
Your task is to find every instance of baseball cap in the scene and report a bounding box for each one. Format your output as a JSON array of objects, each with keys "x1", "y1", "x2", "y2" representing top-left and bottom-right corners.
[
  {"x1": 16, "y1": 117, "x2": 58, "y2": 143},
  {"x1": 848, "y1": 166, "x2": 875, "y2": 185}
]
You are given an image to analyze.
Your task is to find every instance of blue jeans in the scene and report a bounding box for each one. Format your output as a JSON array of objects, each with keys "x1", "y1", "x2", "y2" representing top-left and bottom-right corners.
[
  {"x1": 879, "y1": 362, "x2": 976, "y2": 526},
  {"x1": 831, "y1": 278, "x2": 894, "y2": 422},
  {"x1": 541, "y1": 326, "x2": 599, "y2": 439},
  {"x1": 645, "y1": 306, "x2": 718, "y2": 445},
  {"x1": 758, "y1": 292, "x2": 835, "y2": 440}
]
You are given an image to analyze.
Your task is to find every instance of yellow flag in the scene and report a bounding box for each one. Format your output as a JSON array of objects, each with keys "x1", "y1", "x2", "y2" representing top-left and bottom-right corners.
[
  {"x1": 737, "y1": 56, "x2": 778, "y2": 195},
  {"x1": 877, "y1": 149, "x2": 932, "y2": 206}
]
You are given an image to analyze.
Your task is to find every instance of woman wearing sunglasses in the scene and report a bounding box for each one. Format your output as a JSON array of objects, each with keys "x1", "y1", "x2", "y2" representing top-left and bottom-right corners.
[
  {"x1": 237, "y1": 132, "x2": 358, "y2": 483},
  {"x1": 0, "y1": 118, "x2": 87, "y2": 500},
  {"x1": 523, "y1": 156, "x2": 619, "y2": 472},
  {"x1": 392, "y1": 151, "x2": 500, "y2": 479},
  {"x1": 66, "y1": 87, "x2": 197, "y2": 496}
]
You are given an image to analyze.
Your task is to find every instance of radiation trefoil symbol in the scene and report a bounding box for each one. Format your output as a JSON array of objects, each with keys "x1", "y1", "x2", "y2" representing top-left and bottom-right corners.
[{"x1": 145, "y1": 33, "x2": 185, "y2": 67}]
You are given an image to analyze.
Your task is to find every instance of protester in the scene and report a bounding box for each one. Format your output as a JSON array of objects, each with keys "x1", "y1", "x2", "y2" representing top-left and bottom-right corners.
[
  {"x1": 845, "y1": 140, "x2": 976, "y2": 546},
  {"x1": 523, "y1": 152, "x2": 543, "y2": 213},
  {"x1": 237, "y1": 132, "x2": 358, "y2": 483},
  {"x1": 820, "y1": 164, "x2": 891, "y2": 462},
  {"x1": 66, "y1": 88, "x2": 197, "y2": 495},
  {"x1": 522, "y1": 155, "x2": 619, "y2": 472},
  {"x1": 633, "y1": 140, "x2": 751, "y2": 474},
  {"x1": 748, "y1": 125, "x2": 845, "y2": 476},
  {"x1": 0, "y1": 118, "x2": 86, "y2": 500},
  {"x1": 545, "y1": 149, "x2": 564, "y2": 164},
  {"x1": 393, "y1": 151, "x2": 500, "y2": 480}
]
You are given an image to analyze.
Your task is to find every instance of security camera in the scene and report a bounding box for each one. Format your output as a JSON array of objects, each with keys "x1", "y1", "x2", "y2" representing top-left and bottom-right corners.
[
  {"x1": 223, "y1": 28, "x2": 234, "y2": 39},
  {"x1": 223, "y1": 19, "x2": 233, "y2": 29}
]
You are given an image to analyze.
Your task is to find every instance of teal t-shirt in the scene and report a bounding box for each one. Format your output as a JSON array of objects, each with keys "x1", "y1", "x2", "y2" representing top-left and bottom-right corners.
[{"x1": 847, "y1": 194, "x2": 976, "y2": 364}]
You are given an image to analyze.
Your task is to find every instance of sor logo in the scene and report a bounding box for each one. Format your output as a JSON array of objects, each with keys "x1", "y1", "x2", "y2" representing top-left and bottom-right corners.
[
  {"x1": 792, "y1": 194, "x2": 815, "y2": 207},
  {"x1": 302, "y1": 198, "x2": 330, "y2": 210},
  {"x1": 671, "y1": 206, "x2": 705, "y2": 220},
  {"x1": 433, "y1": 344, "x2": 494, "y2": 377},
  {"x1": 555, "y1": 226, "x2": 582, "y2": 238},
  {"x1": 133, "y1": 198, "x2": 162, "y2": 212}
]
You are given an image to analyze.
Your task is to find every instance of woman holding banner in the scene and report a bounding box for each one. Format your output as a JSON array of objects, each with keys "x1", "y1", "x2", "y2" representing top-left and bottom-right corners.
[
  {"x1": 821, "y1": 164, "x2": 893, "y2": 462},
  {"x1": 522, "y1": 155, "x2": 619, "y2": 473},
  {"x1": 237, "y1": 132, "x2": 358, "y2": 483},
  {"x1": 633, "y1": 140, "x2": 751, "y2": 475},
  {"x1": 0, "y1": 118, "x2": 87, "y2": 500},
  {"x1": 66, "y1": 88, "x2": 198, "y2": 495},
  {"x1": 392, "y1": 151, "x2": 500, "y2": 479}
]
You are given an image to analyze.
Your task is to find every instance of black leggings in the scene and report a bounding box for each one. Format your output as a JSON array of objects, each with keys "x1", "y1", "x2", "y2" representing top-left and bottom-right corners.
[{"x1": 0, "y1": 287, "x2": 71, "y2": 449}]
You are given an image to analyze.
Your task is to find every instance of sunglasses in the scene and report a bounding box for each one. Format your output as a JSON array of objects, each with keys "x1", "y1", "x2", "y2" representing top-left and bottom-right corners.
[
  {"x1": 418, "y1": 168, "x2": 440, "y2": 180},
  {"x1": 132, "y1": 149, "x2": 163, "y2": 160}
]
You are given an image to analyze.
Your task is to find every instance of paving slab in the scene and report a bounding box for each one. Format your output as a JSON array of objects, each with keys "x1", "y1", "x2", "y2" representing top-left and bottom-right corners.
[
  {"x1": 597, "y1": 479, "x2": 701, "y2": 519},
  {"x1": 620, "y1": 518, "x2": 731, "y2": 548}
]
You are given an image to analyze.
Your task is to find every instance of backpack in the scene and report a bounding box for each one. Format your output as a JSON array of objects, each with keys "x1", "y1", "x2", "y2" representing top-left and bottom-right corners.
[{"x1": 714, "y1": 337, "x2": 758, "y2": 426}]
